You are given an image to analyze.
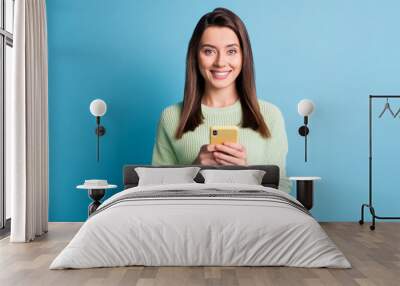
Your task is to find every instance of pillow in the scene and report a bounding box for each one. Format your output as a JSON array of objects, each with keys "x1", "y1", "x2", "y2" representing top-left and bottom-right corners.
[
  {"x1": 200, "y1": 169, "x2": 266, "y2": 185},
  {"x1": 135, "y1": 167, "x2": 201, "y2": 186}
]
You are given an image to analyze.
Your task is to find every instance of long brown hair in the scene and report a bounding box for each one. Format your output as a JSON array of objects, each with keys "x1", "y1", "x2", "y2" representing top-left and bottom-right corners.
[{"x1": 175, "y1": 7, "x2": 271, "y2": 139}]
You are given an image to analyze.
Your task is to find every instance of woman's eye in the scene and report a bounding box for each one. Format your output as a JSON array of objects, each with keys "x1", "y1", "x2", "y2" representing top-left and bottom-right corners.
[
  {"x1": 228, "y1": 49, "x2": 237, "y2": 55},
  {"x1": 204, "y1": 49, "x2": 214, "y2": 55}
]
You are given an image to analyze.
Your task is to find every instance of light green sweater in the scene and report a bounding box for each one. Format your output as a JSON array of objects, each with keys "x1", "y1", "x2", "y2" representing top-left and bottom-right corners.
[{"x1": 151, "y1": 99, "x2": 291, "y2": 193}]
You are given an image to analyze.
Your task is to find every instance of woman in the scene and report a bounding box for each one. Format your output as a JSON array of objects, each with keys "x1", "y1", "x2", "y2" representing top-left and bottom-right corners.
[{"x1": 152, "y1": 8, "x2": 290, "y2": 193}]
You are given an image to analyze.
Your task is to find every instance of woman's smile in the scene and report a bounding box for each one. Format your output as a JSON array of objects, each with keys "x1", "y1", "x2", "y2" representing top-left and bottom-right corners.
[{"x1": 210, "y1": 70, "x2": 232, "y2": 80}]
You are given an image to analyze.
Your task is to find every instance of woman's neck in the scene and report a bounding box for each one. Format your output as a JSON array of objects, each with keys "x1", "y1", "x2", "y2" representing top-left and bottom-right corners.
[{"x1": 202, "y1": 84, "x2": 239, "y2": 108}]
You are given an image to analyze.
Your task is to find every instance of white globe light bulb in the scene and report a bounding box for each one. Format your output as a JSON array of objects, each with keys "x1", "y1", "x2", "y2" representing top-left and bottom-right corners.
[
  {"x1": 90, "y1": 99, "x2": 107, "y2": 117},
  {"x1": 298, "y1": 99, "x2": 315, "y2": 116}
]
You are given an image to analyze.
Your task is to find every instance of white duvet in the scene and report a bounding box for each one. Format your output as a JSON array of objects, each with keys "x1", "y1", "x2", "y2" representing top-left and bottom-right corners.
[{"x1": 50, "y1": 183, "x2": 351, "y2": 269}]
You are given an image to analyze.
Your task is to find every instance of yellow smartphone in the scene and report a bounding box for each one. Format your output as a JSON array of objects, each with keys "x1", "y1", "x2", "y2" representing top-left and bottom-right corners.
[{"x1": 210, "y1": 125, "x2": 238, "y2": 145}]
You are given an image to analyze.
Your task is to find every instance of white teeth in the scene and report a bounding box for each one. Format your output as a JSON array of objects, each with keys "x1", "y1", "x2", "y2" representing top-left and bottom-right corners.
[{"x1": 212, "y1": 71, "x2": 230, "y2": 76}]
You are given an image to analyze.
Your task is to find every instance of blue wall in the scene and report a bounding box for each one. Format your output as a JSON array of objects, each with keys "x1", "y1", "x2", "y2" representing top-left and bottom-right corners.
[{"x1": 47, "y1": 0, "x2": 400, "y2": 222}]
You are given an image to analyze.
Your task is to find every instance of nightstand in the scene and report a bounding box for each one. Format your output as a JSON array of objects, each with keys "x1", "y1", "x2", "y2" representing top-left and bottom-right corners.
[
  {"x1": 77, "y1": 180, "x2": 117, "y2": 216},
  {"x1": 289, "y1": 177, "x2": 321, "y2": 210}
]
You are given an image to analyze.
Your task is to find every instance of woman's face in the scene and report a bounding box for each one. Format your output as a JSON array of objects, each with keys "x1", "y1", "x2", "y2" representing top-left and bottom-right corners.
[{"x1": 198, "y1": 26, "x2": 242, "y2": 91}]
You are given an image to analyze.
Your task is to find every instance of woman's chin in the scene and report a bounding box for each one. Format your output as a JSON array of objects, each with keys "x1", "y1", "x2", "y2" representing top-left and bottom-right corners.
[{"x1": 208, "y1": 80, "x2": 235, "y2": 90}]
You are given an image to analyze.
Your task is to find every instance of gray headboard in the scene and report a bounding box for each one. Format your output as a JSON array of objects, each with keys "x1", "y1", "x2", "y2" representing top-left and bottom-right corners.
[{"x1": 123, "y1": 165, "x2": 280, "y2": 189}]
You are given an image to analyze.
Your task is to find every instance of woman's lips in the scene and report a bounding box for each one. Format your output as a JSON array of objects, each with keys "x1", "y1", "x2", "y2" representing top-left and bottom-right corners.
[{"x1": 211, "y1": 70, "x2": 232, "y2": 80}]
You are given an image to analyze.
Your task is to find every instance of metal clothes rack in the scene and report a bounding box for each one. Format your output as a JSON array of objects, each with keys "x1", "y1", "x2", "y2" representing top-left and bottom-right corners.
[{"x1": 359, "y1": 95, "x2": 400, "y2": 230}]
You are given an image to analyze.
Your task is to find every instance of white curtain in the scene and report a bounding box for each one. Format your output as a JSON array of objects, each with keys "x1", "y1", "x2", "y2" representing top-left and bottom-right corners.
[{"x1": 8, "y1": 0, "x2": 49, "y2": 242}]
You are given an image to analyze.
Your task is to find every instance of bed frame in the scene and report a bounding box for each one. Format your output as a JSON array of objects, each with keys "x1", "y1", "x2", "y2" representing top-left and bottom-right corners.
[{"x1": 123, "y1": 165, "x2": 280, "y2": 189}]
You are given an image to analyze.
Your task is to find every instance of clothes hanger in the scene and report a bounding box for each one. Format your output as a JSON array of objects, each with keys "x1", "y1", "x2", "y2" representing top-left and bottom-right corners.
[
  {"x1": 378, "y1": 98, "x2": 395, "y2": 118},
  {"x1": 394, "y1": 106, "x2": 400, "y2": 118}
]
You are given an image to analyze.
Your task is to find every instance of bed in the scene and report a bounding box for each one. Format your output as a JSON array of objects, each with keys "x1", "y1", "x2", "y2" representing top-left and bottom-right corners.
[{"x1": 50, "y1": 165, "x2": 350, "y2": 269}]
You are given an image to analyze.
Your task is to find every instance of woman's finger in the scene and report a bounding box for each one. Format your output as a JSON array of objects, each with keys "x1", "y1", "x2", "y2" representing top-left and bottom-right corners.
[
  {"x1": 214, "y1": 151, "x2": 244, "y2": 165},
  {"x1": 215, "y1": 158, "x2": 234, "y2": 166},
  {"x1": 215, "y1": 144, "x2": 244, "y2": 159},
  {"x1": 222, "y1": 142, "x2": 245, "y2": 151},
  {"x1": 206, "y1": 144, "x2": 216, "y2": 152}
]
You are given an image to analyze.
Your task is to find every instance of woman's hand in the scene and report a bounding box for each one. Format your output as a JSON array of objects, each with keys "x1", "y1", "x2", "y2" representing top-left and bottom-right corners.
[
  {"x1": 213, "y1": 143, "x2": 247, "y2": 166},
  {"x1": 193, "y1": 144, "x2": 218, "y2": 165}
]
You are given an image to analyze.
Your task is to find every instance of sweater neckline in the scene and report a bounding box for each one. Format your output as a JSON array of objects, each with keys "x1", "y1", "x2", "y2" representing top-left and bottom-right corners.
[{"x1": 201, "y1": 99, "x2": 241, "y2": 114}]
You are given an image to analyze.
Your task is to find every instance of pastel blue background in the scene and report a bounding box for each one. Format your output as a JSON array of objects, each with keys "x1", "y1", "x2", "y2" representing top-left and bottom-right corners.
[{"x1": 47, "y1": 0, "x2": 400, "y2": 222}]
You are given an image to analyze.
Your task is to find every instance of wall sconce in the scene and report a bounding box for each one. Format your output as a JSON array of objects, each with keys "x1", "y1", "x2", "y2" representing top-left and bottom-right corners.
[
  {"x1": 297, "y1": 99, "x2": 315, "y2": 162},
  {"x1": 89, "y1": 99, "x2": 107, "y2": 162}
]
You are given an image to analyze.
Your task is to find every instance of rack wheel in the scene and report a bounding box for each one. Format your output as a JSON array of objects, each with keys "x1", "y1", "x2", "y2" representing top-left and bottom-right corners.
[
  {"x1": 358, "y1": 220, "x2": 364, "y2": 225},
  {"x1": 370, "y1": 225, "x2": 375, "y2": 231}
]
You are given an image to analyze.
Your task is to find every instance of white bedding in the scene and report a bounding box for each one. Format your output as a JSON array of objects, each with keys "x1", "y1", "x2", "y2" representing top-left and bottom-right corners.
[{"x1": 50, "y1": 183, "x2": 351, "y2": 269}]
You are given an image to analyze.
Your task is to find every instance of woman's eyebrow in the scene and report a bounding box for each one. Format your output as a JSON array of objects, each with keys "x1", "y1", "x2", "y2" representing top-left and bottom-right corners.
[
  {"x1": 200, "y1": 44, "x2": 217, "y2": 49},
  {"x1": 200, "y1": 43, "x2": 240, "y2": 49}
]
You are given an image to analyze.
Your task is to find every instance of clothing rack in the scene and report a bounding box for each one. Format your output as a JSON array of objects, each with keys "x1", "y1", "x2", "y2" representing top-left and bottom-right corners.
[{"x1": 359, "y1": 95, "x2": 400, "y2": 230}]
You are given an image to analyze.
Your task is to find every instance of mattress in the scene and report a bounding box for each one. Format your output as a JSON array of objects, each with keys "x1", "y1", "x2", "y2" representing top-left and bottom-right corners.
[{"x1": 50, "y1": 183, "x2": 351, "y2": 269}]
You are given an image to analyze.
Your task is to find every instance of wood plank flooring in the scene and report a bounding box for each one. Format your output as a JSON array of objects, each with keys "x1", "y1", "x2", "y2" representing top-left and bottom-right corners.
[{"x1": 0, "y1": 222, "x2": 399, "y2": 286}]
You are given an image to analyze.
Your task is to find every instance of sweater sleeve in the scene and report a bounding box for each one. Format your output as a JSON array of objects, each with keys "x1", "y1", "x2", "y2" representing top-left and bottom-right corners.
[
  {"x1": 151, "y1": 109, "x2": 178, "y2": 165},
  {"x1": 267, "y1": 105, "x2": 292, "y2": 193}
]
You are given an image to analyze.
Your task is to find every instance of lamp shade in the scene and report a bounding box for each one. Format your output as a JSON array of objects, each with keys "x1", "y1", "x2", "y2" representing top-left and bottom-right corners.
[
  {"x1": 90, "y1": 99, "x2": 107, "y2": 117},
  {"x1": 297, "y1": 99, "x2": 315, "y2": 116}
]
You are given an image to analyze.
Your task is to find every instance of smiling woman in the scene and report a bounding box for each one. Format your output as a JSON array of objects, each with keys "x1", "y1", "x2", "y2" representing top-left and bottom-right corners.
[{"x1": 152, "y1": 7, "x2": 291, "y2": 193}]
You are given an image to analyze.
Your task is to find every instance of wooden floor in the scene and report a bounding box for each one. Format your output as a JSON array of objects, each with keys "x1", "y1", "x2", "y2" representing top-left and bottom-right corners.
[{"x1": 0, "y1": 222, "x2": 399, "y2": 286}]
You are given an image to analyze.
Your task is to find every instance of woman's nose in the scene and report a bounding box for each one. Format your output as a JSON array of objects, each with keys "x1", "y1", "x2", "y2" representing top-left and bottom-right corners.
[{"x1": 214, "y1": 53, "x2": 227, "y2": 67}]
